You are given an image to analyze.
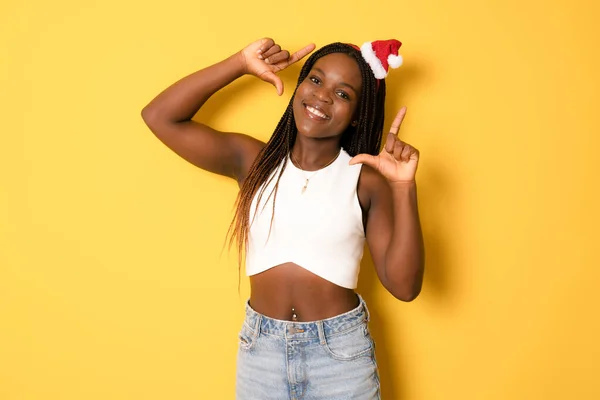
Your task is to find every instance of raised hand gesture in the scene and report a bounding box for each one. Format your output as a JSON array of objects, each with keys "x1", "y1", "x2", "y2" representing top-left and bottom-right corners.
[
  {"x1": 240, "y1": 38, "x2": 315, "y2": 96},
  {"x1": 349, "y1": 107, "x2": 420, "y2": 183}
]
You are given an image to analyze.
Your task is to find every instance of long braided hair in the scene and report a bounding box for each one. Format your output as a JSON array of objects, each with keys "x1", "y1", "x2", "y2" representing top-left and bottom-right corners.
[{"x1": 227, "y1": 42, "x2": 387, "y2": 266}]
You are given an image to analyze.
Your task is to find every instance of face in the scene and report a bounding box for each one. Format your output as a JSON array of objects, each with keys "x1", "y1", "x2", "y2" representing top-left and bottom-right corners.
[{"x1": 292, "y1": 52, "x2": 363, "y2": 139}]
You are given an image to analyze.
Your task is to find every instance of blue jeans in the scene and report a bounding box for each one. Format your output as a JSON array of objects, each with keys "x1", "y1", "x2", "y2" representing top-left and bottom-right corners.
[{"x1": 236, "y1": 295, "x2": 381, "y2": 399}]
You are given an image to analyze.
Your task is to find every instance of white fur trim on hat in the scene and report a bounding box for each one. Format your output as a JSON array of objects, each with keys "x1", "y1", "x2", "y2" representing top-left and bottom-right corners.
[
  {"x1": 388, "y1": 54, "x2": 403, "y2": 68},
  {"x1": 360, "y1": 42, "x2": 387, "y2": 79}
]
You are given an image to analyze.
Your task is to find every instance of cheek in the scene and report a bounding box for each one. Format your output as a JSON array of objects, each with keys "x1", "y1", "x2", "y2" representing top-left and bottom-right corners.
[
  {"x1": 349, "y1": 100, "x2": 360, "y2": 117},
  {"x1": 295, "y1": 82, "x2": 309, "y2": 96},
  {"x1": 334, "y1": 102, "x2": 356, "y2": 124},
  {"x1": 292, "y1": 85, "x2": 308, "y2": 106},
  {"x1": 292, "y1": 93, "x2": 304, "y2": 113}
]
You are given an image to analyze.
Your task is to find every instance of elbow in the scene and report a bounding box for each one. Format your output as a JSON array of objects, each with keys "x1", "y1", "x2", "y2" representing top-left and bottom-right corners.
[
  {"x1": 141, "y1": 105, "x2": 169, "y2": 135},
  {"x1": 141, "y1": 105, "x2": 186, "y2": 132},
  {"x1": 387, "y1": 270, "x2": 424, "y2": 302},
  {"x1": 141, "y1": 105, "x2": 157, "y2": 126},
  {"x1": 391, "y1": 285, "x2": 421, "y2": 302}
]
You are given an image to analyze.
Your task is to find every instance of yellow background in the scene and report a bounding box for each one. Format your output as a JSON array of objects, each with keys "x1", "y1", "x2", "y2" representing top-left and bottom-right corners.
[{"x1": 1, "y1": 0, "x2": 599, "y2": 399}]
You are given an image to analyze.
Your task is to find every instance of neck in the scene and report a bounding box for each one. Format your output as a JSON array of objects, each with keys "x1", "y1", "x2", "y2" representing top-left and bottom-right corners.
[{"x1": 291, "y1": 135, "x2": 342, "y2": 171}]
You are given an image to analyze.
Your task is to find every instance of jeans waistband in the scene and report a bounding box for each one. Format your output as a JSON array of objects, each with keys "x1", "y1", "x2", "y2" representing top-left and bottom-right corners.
[{"x1": 244, "y1": 294, "x2": 370, "y2": 340}]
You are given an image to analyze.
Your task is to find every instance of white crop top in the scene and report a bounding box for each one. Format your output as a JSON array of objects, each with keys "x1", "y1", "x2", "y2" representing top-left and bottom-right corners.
[{"x1": 245, "y1": 150, "x2": 365, "y2": 289}]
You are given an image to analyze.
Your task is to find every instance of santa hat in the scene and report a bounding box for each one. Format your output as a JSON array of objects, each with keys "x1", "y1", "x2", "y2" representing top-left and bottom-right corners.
[{"x1": 360, "y1": 39, "x2": 403, "y2": 80}]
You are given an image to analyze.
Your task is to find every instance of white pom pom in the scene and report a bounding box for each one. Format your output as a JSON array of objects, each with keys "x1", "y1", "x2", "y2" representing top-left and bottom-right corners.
[{"x1": 388, "y1": 54, "x2": 403, "y2": 68}]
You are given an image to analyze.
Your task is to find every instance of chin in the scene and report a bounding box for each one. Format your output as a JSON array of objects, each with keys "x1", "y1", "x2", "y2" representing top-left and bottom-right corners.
[
  {"x1": 293, "y1": 118, "x2": 330, "y2": 138},
  {"x1": 297, "y1": 128, "x2": 345, "y2": 141},
  {"x1": 295, "y1": 126, "x2": 323, "y2": 139}
]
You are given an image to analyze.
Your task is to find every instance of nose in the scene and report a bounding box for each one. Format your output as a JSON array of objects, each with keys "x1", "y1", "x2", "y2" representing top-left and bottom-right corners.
[{"x1": 313, "y1": 86, "x2": 333, "y2": 104}]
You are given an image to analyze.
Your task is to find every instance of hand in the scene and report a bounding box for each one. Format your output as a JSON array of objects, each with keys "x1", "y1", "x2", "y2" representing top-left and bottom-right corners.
[
  {"x1": 349, "y1": 107, "x2": 420, "y2": 183},
  {"x1": 239, "y1": 38, "x2": 315, "y2": 96}
]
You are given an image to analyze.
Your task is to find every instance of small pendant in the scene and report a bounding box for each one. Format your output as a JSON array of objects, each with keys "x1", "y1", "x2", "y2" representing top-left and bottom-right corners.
[{"x1": 301, "y1": 179, "x2": 309, "y2": 194}]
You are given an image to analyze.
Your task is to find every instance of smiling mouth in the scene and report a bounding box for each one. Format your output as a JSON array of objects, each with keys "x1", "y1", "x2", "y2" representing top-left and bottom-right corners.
[{"x1": 303, "y1": 103, "x2": 330, "y2": 120}]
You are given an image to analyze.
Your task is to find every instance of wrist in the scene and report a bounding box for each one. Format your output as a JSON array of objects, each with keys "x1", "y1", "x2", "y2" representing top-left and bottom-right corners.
[
  {"x1": 389, "y1": 180, "x2": 418, "y2": 198},
  {"x1": 230, "y1": 51, "x2": 249, "y2": 76},
  {"x1": 389, "y1": 180, "x2": 416, "y2": 188}
]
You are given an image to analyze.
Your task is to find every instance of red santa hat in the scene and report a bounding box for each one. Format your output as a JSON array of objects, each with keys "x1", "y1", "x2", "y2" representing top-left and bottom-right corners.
[{"x1": 360, "y1": 39, "x2": 403, "y2": 80}]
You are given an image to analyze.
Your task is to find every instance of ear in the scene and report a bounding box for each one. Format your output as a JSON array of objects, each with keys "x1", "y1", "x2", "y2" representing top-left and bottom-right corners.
[{"x1": 351, "y1": 120, "x2": 359, "y2": 127}]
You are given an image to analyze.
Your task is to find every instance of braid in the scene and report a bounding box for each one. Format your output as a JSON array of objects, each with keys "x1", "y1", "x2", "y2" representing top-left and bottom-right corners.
[{"x1": 226, "y1": 42, "x2": 387, "y2": 271}]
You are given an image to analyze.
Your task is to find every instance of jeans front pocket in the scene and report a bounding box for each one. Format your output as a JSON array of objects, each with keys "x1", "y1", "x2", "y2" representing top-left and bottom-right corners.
[
  {"x1": 322, "y1": 322, "x2": 373, "y2": 361},
  {"x1": 238, "y1": 321, "x2": 258, "y2": 351}
]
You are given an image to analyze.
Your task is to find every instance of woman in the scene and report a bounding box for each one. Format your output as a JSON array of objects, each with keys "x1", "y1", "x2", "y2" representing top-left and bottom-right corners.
[{"x1": 142, "y1": 37, "x2": 424, "y2": 399}]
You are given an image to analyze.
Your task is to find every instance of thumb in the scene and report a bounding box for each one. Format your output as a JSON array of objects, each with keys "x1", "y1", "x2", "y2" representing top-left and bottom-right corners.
[
  {"x1": 261, "y1": 71, "x2": 284, "y2": 96},
  {"x1": 349, "y1": 153, "x2": 378, "y2": 168}
]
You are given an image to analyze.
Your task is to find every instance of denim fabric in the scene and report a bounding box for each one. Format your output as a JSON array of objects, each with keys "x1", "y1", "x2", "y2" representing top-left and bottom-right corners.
[{"x1": 236, "y1": 295, "x2": 380, "y2": 400}]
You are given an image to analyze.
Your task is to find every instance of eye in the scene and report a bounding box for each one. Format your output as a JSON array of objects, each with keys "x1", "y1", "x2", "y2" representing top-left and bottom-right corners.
[
  {"x1": 309, "y1": 76, "x2": 321, "y2": 85},
  {"x1": 336, "y1": 91, "x2": 350, "y2": 100}
]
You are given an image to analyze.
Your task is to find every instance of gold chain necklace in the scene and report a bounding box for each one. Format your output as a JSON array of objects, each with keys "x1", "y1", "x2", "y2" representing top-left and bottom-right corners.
[{"x1": 291, "y1": 149, "x2": 341, "y2": 194}]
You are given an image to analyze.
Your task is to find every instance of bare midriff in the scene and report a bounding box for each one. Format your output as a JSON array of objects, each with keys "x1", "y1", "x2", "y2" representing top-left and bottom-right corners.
[{"x1": 249, "y1": 262, "x2": 360, "y2": 322}]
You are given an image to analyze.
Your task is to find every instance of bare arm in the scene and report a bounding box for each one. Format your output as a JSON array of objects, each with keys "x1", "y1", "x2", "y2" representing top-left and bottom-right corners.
[
  {"x1": 351, "y1": 107, "x2": 425, "y2": 301},
  {"x1": 362, "y1": 172, "x2": 424, "y2": 301},
  {"x1": 141, "y1": 38, "x2": 315, "y2": 183},
  {"x1": 142, "y1": 52, "x2": 264, "y2": 181}
]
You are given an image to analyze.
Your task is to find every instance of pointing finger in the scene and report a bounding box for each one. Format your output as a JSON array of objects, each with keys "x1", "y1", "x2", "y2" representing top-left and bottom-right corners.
[
  {"x1": 285, "y1": 43, "x2": 316, "y2": 66},
  {"x1": 389, "y1": 106, "x2": 407, "y2": 136}
]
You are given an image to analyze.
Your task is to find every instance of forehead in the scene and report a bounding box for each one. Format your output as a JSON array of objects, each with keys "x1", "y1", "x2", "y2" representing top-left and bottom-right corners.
[{"x1": 311, "y1": 53, "x2": 362, "y2": 90}]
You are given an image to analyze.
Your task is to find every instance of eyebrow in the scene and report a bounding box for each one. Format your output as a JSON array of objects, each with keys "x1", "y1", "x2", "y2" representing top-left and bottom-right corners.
[{"x1": 313, "y1": 67, "x2": 358, "y2": 94}]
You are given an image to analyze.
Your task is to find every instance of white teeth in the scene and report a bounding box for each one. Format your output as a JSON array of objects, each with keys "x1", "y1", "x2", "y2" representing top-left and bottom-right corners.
[{"x1": 306, "y1": 105, "x2": 328, "y2": 119}]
